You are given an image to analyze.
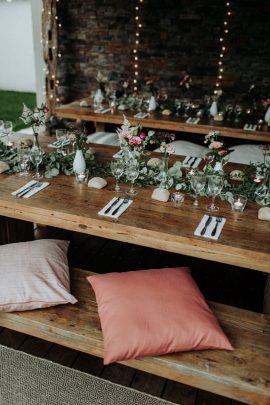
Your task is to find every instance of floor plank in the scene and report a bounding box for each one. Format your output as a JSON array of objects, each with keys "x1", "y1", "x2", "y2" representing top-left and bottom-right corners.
[
  {"x1": 101, "y1": 362, "x2": 135, "y2": 387},
  {"x1": 162, "y1": 380, "x2": 197, "y2": 405},
  {"x1": 131, "y1": 370, "x2": 166, "y2": 397}
]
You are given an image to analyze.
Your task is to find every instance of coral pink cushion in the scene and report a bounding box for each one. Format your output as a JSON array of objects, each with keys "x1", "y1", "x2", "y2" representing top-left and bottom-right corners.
[
  {"x1": 0, "y1": 239, "x2": 77, "y2": 312},
  {"x1": 87, "y1": 267, "x2": 233, "y2": 365}
]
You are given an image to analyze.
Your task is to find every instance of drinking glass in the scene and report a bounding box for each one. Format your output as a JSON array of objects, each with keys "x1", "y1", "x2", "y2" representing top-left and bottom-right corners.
[
  {"x1": 17, "y1": 147, "x2": 30, "y2": 177},
  {"x1": 56, "y1": 129, "x2": 67, "y2": 154},
  {"x1": 126, "y1": 162, "x2": 140, "y2": 196},
  {"x1": 4, "y1": 121, "x2": 13, "y2": 147},
  {"x1": 0, "y1": 120, "x2": 4, "y2": 138},
  {"x1": 190, "y1": 173, "x2": 206, "y2": 206},
  {"x1": 110, "y1": 160, "x2": 124, "y2": 192},
  {"x1": 207, "y1": 175, "x2": 224, "y2": 211},
  {"x1": 30, "y1": 147, "x2": 43, "y2": 179}
]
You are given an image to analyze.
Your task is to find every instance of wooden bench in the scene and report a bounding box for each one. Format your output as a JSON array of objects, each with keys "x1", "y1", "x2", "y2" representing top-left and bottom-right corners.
[{"x1": 0, "y1": 267, "x2": 269, "y2": 405}]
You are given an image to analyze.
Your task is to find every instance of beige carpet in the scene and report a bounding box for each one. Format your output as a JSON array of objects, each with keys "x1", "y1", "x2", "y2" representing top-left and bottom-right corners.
[{"x1": 0, "y1": 345, "x2": 176, "y2": 405}]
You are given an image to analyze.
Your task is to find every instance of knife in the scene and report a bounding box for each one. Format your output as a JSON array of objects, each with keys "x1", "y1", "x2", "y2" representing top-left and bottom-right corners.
[
  {"x1": 104, "y1": 197, "x2": 120, "y2": 214},
  {"x1": 200, "y1": 216, "x2": 213, "y2": 236},
  {"x1": 190, "y1": 157, "x2": 198, "y2": 167},
  {"x1": 186, "y1": 156, "x2": 193, "y2": 165},
  {"x1": 16, "y1": 182, "x2": 39, "y2": 197}
]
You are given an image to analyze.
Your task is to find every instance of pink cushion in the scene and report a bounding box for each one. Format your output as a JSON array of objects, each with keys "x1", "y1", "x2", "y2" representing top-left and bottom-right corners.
[
  {"x1": 87, "y1": 267, "x2": 233, "y2": 365},
  {"x1": 0, "y1": 239, "x2": 77, "y2": 312}
]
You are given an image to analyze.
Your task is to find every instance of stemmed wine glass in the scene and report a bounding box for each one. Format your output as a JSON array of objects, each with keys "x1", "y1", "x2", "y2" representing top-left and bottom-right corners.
[
  {"x1": 126, "y1": 161, "x2": 140, "y2": 196},
  {"x1": 30, "y1": 147, "x2": 43, "y2": 179},
  {"x1": 110, "y1": 160, "x2": 125, "y2": 192},
  {"x1": 207, "y1": 175, "x2": 224, "y2": 211},
  {"x1": 56, "y1": 129, "x2": 67, "y2": 155},
  {"x1": 190, "y1": 172, "x2": 206, "y2": 206},
  {"x1": 4, "y1": 121, "x2": 13, "y2": 147}
]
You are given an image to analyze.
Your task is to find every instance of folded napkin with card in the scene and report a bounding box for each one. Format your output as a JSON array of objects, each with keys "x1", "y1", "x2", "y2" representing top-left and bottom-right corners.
[
  {"x1": 186, "y1": 117, "x2": 200, "y2": 124},
  {"x1": 94, "y1": 107, "x2": 111, "y2": 114},
  {"x1": 182, "y1": 156, "x2": 202, "y2": 168},
  {"x1": 12, "y1": 180, "x2": 50, "y2": 198},
  {"x1": 48, "y1": 139, "x2": 71, "y2": 148},
  {"x1": 194, "y1": 214, "x2": 226, "y2": 240},
  {"x1": 99, "y1": 197, "x2": 133, "y2": 219}
]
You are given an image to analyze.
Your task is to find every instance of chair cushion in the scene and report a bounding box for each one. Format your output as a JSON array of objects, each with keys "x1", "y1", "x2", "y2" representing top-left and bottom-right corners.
[
  {"x1": 87, "y1": 132, "x2": 119, "y2": 146},
  {"x1": 87, "y1": 267, "x2": 233, "y2": 365},
  {"x1": 228, "y1": 144, "x2": 264, "y2": 164},
  {"x1": 154, "y1": 140, "x2": 208, "y2": 157},
  {"x1": 0, "y1": 239, "x2": 77, "y2": 312}
]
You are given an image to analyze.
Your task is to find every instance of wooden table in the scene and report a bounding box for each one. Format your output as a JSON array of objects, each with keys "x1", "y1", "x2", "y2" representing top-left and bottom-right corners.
[
  {"x1": 54, "y1": 100, "x2": 270, "y2": 143},
  {"x1": 0, "y1": 141, "x2": 270, "y2": 404}
]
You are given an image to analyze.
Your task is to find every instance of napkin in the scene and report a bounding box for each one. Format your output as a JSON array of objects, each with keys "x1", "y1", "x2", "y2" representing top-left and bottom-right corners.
[
  {"x1": 98, "y1": 197, "x2": 133, "y2": 219},
  {"x1": 182, "y1": 156, "x2": 202, "y2": 168},
  {"x1": 112, "y1": 150, "x2": 123, "y2": 159},
  {"x1": 185, "y1": 117, "x2": 200, "y2": 124},
  {"x1": 48, "y1": 139, "x2": 70, "y2": 148},
  {"x1": 134, "y1": 112, "x2": 149, "y2": 119},
  {"x1": 12, "y1": 180, "x2": 50, "y2": 199},
  {"x1": 243, "y1": 124, "x2": 257, "y2": 131},
  {"x1": 94, "y1": 107, "x2": 111, "y2": 114},
  {"x1": 194, "y1": 215, "x2": 226, "y2": 240}
]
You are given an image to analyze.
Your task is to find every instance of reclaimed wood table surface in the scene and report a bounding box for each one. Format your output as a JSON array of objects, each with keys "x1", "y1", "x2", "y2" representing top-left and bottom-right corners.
[{"x1": 0, "y1": 139, "x2": 269, "y2": 274}]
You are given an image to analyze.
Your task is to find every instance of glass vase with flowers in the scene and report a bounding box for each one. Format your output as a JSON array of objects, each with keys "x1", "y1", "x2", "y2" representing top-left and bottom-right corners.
[
  {"x1": 20, "y1": 104, "x2": 49, "y2": 149},
  {"x1": 204, "y1": 131, "x2": 234, "y2": 172}
]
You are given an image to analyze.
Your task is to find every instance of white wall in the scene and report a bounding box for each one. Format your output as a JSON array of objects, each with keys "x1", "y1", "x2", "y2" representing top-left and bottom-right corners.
[{"x1": 0, "y1": 0, "x2": 36, "y2": 92}]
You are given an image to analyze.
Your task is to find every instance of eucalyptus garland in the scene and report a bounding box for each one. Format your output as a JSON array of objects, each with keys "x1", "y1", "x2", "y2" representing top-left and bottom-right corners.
[{"x1": 0, "y1": 140, "x2": 269, "y2": 205}]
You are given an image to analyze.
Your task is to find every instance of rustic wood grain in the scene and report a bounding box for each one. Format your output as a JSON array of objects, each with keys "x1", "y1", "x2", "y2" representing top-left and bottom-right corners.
[
  {"x1": 54, "y1": 100, "x2": 270, "y2": 142},
  {"x1": 0, "y1": 268, "x2": 269, "y2": 404},
  {"x1": 0, "y1": 142, "x2": 269, "y2": 274}
]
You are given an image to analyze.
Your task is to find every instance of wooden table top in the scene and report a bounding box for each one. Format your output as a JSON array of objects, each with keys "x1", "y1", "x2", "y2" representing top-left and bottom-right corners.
[
  {"x1": 0, "y1": 140, "x2": 269, "y2": 273},
  {"x1": 54, "y1": 100, "x2": 270, "y2": 142}
]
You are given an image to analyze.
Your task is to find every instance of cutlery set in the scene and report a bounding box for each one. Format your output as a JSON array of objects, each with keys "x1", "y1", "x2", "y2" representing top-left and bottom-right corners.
[
  {"x1": 200, "y1": 215, "x2": 223, "y2": 237},
  {"x1": 101, "y1": 197, "x2": 132, "y2": 217},
  {"x1": 15, "y1": 182, "x2": 43, "y2": 198},
  {"x1": 186, "y1": 156, "x2": 198, "y2": 168}
]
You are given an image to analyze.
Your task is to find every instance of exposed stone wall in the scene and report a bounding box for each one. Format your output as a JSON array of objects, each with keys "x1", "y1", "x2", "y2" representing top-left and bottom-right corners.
[{"x1": 57, "y1": 0, "x2": 270, "y2": 103}]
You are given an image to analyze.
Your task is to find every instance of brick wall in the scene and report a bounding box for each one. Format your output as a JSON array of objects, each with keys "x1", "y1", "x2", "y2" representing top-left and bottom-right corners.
[{"x1": 57, "y1": 0, "x2": 270, "y2": 104}]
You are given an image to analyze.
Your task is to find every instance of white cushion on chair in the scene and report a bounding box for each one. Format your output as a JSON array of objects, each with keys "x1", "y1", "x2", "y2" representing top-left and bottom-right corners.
[
  {"x1": 228, "y1": 144, "x2": 264, "y2": 164},
  {"x1": 155, "y1": 140, "x2": 208, "y2": 157},
  {"x1": 87, "y1": 132, "x2": 119, "y2": 146}
]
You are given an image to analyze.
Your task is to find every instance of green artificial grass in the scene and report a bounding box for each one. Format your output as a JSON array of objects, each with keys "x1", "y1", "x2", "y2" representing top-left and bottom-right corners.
[{"x1": 0, "y1": 90, "x2": 36, "y2": 131}]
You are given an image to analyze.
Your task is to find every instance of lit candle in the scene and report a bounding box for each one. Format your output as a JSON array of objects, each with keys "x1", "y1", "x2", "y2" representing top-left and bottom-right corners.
[
  {"x1": 254, "y1": 177, "x2": 261, "y2": 183},
  {"x1": 78, "y1": 173, "x2": 85, "y2": 181},
  {"x1": 234, "y1": 199, "x2": 243, "y2": 209}
]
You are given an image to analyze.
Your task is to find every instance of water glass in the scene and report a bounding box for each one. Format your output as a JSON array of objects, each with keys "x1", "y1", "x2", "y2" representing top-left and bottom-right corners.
[
  {"x1": 190, "y1": 173, "x2": 206, "y2": 206},
  {"x1": 17, "y1": 147, "x2": 30, "y2": 177},
  {"x1": 30, "y1": 147, "x2": 43, "y2": 179},
  {"x1": 111, "y1": 160, "x2": 125, "y2": 192},
  {"x1": 207, "y1": 175, "x2": 223, "y2": 211},
  {"x1": 4, "y1": 121, "x2": 13, "y2": 147},
  {"x1": 56, "y1": 129, "x2": 67, "y2": 154}
]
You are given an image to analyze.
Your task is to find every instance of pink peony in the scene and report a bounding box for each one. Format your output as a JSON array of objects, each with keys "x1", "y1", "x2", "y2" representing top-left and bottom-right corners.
[
  {"x1": 43, "y1": 106, "x2": 49, "y2": 113},
  {"x1": 218, "y1": 149, "x2": 227, "y2": 155},
  {"x1": 139, "y1": 131, "x2": 146, "y2": 139},
  {"x1": 129, "y1": 136, "x2": 142, "y2": 145},
  {"x1": 209, "y1": 141, "x2": 224, "y2": 149}
]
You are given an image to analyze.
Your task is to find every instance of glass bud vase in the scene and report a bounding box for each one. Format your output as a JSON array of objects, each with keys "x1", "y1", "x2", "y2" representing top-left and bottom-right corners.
[
  {"x1": 213, "y1": 161, "x2": 223, "y2": 172},
  {"x1": 158, "y1": 154, "x2": 173, "y2": 189},
  {"x1": 32, "y1": 132, "x2": 40, "y2": 150}
]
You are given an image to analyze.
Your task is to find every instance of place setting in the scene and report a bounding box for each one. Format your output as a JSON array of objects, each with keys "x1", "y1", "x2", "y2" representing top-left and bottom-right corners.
[{"x1": 182, "y1": 155, "x2": 202, "y2": 169}]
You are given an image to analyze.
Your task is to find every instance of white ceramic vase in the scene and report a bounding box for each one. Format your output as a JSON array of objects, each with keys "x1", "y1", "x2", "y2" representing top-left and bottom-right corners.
[
  {"x1": 209, "y1": 101, "x2": 218, "y2": 117},
  {"x1": 213, "y1": 161, "x2": 223, "y2": 172},
  {"x1": 264, "y1": 106, "x2": 270, "y2": 125},
  {"x1": 73, "y1": 149, "x2": 86, "y2": 173},
  {"x1": 148, "y1": 96, "x2": 157, "y2": 112}
]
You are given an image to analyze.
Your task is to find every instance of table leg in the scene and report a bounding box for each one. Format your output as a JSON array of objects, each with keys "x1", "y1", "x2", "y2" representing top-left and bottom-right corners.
[
  {"x1": 95, "y1": 122, "x2": 105, "y2": 132},
  {"x1": 263, "y1": 274, "x2": 270, "y2": 314},
  {"x1": 0, "y1": 216, "x2": 34, "y2": 245}
]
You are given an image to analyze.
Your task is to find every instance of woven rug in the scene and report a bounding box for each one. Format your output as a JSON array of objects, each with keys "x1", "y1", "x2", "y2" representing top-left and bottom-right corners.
[{"x1": 0, "y1": 345, "x2": 176, "y2": 405}]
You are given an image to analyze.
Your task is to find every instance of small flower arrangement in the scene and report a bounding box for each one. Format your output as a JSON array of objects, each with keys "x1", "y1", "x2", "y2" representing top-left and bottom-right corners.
[
  {"x1": 204, "y1": 131, "x2": 233, "y2": 162},
  {"x1": 262, "y1": 98, "x2": 270, "y2": 109},
  {"x1": 67, "y1": 120, "x2": 87, "y2": 150},
  {"x1": 116, "y1": 115, "x2": 154, "y2": 150},
  {"x1": 20, "y1": 103, "x2": 49, "y2": 135}
]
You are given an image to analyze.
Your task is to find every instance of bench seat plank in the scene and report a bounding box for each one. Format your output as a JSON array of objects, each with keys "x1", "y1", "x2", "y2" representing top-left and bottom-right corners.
[{"x1": 0, "y1": 268, "x2": 269, "y2": 405}]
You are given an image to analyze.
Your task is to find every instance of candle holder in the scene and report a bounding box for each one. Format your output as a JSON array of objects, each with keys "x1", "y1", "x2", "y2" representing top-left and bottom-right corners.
[
  {"x1": 171, "y1": 192, "x2": 185, "y2": 207},
  {"x1": 75, "y1": 169, "x2": 89, "y2": 184},
  {"x1": 231, "y1": 195, "x2": 247, "y2": 212}
]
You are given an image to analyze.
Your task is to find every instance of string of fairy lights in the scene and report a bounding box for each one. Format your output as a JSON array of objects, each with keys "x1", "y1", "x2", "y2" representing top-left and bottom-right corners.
[
  {"x1": 133, "y1": 0, "x2": 144, "y2": 93},
  {"x1": 41, "y1": 0, "x2": 61, "y2": 105},
  {"x1": 214, "y1": 1, "x2": 232, "y2": 94}
]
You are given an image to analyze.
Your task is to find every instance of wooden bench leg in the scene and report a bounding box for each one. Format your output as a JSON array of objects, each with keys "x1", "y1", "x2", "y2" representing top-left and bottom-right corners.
[
  {"x1": 263, "y1": 274, "x2": 270, "y2": 314},
  {"x1": 0, "y1": 216, "x2": 34, "y2": 245},
  {"x1": 94, "y1": 122, "x2": 106, "y2": 132}
]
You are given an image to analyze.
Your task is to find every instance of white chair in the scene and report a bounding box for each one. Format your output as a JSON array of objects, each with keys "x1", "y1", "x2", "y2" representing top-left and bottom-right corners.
[
  {"x1": 228, "y1": 144, "x2": 264, "y2": 164},
  {"x1": 154, "y1": 140, "x2": 208, "y2": 157},
  {"x1": 86, "y1": 132, "x2": 119, "y2": 146}
]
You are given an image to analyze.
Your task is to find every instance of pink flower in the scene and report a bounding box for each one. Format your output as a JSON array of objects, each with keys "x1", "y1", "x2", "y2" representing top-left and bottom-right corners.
[
  {"x1": 139, "y1": 131, "x2": 146, "y2": 139},
  {"x1": 68, "y1": 132, "x2": 76, "y2": 141},
  {"x1": 118, "y1": 130, "x2": 132, "y2": 141},
  {"x1": 129, "y1": 136, "x2": 142, "y2": 145},
  {"x1": 263, "y1": 99, "x2": 270, "y2": 107},
  {"x1": 43, "y1": 106, "x2": 49, "y2": 113},
  {"x1": 33, "y1": 107, "x2": 39, "y2": 113},
  {"x1": 218, "y1": 149, "x2": 227, "y2": 155},
  {"x1": 209, "y1": 141, "x2": 224, "y2": 149}
]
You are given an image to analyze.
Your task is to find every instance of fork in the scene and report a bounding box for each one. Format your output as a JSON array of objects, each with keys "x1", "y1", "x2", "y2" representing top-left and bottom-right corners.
[
  {"x1": 111, "y1": 198, "x2": 130, "y2": 216},
  {"x1": 211, "y1": 217, "x2": 222, "y2": 236},
  {"x1": 17, "y1": 182, "x2": 43, "y2": 198}
]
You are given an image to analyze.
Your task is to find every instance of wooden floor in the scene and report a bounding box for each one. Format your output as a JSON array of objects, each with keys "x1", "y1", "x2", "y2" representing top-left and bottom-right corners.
[{"x1": 0, "y1": 225, "x2": 267, "y2": 405}]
